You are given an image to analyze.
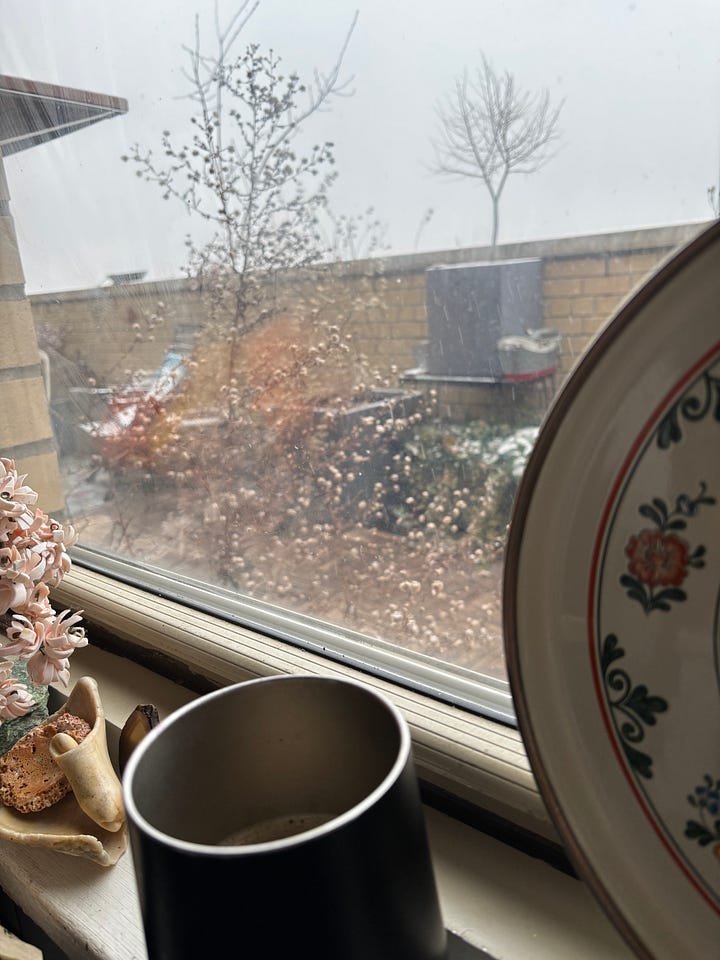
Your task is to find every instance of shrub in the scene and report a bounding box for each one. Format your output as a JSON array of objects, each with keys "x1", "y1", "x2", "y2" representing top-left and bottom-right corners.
[{"x1": 385, "y1": 420, "x2": 540, "y2": 559}]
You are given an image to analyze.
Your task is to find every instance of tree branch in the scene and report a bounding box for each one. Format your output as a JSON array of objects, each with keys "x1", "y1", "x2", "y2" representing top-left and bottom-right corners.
[{"x1": 430, "y1": 53, "x2": 563, "y2": 249}]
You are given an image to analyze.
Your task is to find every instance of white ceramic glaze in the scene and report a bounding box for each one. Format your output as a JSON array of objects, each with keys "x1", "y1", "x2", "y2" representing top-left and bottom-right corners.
[
  {"x1": 0, "y1": 677, "x2": 127, "y2": 867},
  {"x1": 504, "y1": 220, "x2": 720, "y2": 960}
]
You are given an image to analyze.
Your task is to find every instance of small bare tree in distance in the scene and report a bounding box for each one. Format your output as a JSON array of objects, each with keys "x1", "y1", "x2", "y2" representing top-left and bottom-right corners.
[{"x1": 431, "y1": 55, "x2": 563, "y2": 253}]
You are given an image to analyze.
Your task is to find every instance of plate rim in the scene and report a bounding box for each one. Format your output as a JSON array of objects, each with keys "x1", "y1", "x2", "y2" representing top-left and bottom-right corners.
[{"x1": 502, "y1": 217, "x2": 720, "y2": 960}]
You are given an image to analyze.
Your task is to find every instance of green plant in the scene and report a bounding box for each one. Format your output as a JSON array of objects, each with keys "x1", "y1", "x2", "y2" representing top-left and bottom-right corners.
[{"x1": 386, "y1": 420, "x2": 540, "y2": 557}]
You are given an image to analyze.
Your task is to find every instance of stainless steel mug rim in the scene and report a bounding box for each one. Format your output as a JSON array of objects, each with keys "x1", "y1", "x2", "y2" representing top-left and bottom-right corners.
[{"x1": 122, "y1": 672, "x2": 412, "y2": 855}]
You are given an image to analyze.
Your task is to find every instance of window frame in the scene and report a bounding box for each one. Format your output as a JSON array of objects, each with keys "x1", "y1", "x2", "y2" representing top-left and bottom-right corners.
[{"x1": 53, "y1": 553, "x2": 560, "y2": 845}]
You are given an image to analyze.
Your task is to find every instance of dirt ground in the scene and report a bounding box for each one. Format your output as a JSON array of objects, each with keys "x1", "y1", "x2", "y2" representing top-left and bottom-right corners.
[{"x1": 64, "y1": 462, "x2": 508, "y2": 680}]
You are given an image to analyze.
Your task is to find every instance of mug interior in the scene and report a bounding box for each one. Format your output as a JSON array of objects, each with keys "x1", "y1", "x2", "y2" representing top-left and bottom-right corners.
[{"x1": 125, "y1": 675, "x2": 404, "y2": 846}]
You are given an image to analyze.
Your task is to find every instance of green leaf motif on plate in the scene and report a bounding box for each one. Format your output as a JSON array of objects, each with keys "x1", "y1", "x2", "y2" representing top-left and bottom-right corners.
[
  {"x1": 657, "y1": 367, "x2": 720, "y2": 450},
  {"x1": 685, "y1": 775, "x2": 720, "y2": 858},
  {"x1": 601, "y1": 634, "x2": 668, "y2": 779},
  {"x1": 620, "y1": 485, "x2": 714, "y2": 614}
]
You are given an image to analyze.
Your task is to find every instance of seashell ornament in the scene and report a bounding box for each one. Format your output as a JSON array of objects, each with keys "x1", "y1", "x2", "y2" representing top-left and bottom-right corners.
[{"x1": 0, "y1": 676, "x2": 126, "y2": 867}]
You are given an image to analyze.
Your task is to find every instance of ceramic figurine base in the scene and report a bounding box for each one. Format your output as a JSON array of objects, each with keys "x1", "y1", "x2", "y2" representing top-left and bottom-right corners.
[{"x1": 0, "y1": 677, "x2": 126, "y2": 867}]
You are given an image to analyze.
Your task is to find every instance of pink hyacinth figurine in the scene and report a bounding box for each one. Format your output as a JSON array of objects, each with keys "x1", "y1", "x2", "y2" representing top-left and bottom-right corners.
[{"x1": 0, "y1": 458, "x2": 87, "y2": 754}]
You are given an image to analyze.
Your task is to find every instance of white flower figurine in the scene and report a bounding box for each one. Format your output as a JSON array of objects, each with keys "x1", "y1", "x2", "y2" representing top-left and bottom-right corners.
[{"x1": 0, "y1": 458, "x2": 86, "y2": 722}]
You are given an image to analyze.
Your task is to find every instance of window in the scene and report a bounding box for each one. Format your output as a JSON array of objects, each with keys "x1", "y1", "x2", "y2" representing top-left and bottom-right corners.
[{"x1": 0, "y1": 2, "x2": 716, "y2": 771}]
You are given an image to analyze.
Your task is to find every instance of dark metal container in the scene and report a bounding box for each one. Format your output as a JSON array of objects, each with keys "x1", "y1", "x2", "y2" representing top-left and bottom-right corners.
[{"x1": 123, "y1": 674, "x2": 447, "y2": 960}]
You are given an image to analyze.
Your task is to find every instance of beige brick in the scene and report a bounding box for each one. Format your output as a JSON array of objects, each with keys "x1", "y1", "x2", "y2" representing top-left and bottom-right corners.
[
  {"x1": 563, "y1": 335, "x2": 595, "y2": 363},
  {"x1": 0, "y1": 216, "x2": 25, "y2": 285},
  {"x1": 367, "y1": 319, "x2": 397, "y2": 342},
  {"x1": 550, "y1": 315, "x2": 573, "y2": 335},
  {"x1": 545, "y1": 296, "x2": 596, "y2": 324},
  {"x1": 543, "y1": 298, "x2": 572, "y2": 319},
  {"x1": 0, "y1": 300, "x2": 42, "y2": 368},
  {"x1": 606, "y1": 254, "x2": 637, "y2": 276},
  {"x1": 351, "y1": 339, "x2": 388, "y2": 358},
  {"x1": 543, "y1": 278, "x2": 584, "y2": 298},
  {"x1": 13, "y1": 451, "x2": 64, "y2": 515},
  {"x1": 581, "y1": 274, "x2": 636, "y2": 296},
  {"x1": 569, "y1": 297, "x2": 595, "y2": 317},
  {"x1": 608, "y1": 252, "x2": 666, "y2": 276},
  {"x1": 394, "y1": 307, "x2": 424, "y2": 324},
  {"x1": 552, "y1": 313, "x2": 597, "y2": 336},
  {"x1": 544, "y1": 256, "x2": 607, "y2": 279},
  {"x1": 437, "y1": 385, "x2": 466, "y2": 407},
  {"x1": 390, "y1": 321, "x2": 427, "y2": 339},
  {"x1": 386, "y1": 350, "x2": 415, "y2": 370},
  {"x1": 399, "y1": 288, "x2": 427, "y2": 308},
  {"x1": 0, "y1": 378, "x2": 53, "y2": 448},
  {"x1": 353, "y1": 309, "x2": 392, "y2": 337},
  {"x1": 576, "y1": 322, "x2": 602, "y2": 339},
  {"x1": 372, "y1": 277, "x2": 393, "y2": 295},
  {"x1": 593, "y1": 295, "x2": 625, "y2": 319}
]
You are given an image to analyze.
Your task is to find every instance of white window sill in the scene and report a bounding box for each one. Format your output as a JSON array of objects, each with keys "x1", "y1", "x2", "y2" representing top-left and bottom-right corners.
[
  {"x1": 52, "y1": 564, "x2": 554, "y2": 840},
  {"x1": 0, "y1": 644, "x2": 634, "y2": 960}
]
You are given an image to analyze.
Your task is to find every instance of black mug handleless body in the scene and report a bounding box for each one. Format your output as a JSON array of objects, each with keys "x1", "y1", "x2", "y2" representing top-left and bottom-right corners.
[{"x1": 122, "y1": 673, "x2": 448, "y2": 959}]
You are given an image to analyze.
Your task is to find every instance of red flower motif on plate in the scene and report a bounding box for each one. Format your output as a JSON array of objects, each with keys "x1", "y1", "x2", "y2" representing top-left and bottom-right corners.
[{"x1": 625, "y1": 529, "x2": 689, "y2": 588}]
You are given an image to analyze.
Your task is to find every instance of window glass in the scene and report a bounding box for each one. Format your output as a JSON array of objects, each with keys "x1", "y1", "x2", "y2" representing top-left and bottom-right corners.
[{"x1": 0, "y1": 1, "x2": 716, "y2": 700}]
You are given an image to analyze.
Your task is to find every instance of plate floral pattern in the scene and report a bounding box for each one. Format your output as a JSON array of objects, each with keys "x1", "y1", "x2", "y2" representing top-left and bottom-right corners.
[{"x1": 591, "y1": 347, "x2": 720, "y2": 911}]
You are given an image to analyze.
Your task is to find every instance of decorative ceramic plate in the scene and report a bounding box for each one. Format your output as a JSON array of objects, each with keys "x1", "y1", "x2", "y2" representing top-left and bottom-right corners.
[{"x1": 503, "y1": 219, "x2": 720, "y2": 959}]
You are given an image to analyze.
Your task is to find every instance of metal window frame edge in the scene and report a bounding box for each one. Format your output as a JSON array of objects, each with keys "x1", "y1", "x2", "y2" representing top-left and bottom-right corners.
[{"x1": 52, "y1": 548, "x2": 558, "y2": 843}]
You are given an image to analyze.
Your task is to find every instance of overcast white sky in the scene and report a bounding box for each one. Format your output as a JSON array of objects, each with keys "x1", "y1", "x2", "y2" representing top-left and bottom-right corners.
[{"x1": 1, "y1": 0, "x2": 719, "y2": 293}]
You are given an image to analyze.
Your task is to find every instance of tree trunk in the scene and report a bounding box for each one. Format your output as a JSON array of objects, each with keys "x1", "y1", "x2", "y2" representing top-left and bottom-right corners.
[{"x1": 490, "y1": 195, "x2": 500, "y2": 259}]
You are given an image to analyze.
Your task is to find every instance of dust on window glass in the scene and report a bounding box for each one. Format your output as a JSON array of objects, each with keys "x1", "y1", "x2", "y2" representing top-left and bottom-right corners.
[{"x1": 1, "y1": 0, "x2": 717, "y2": 684}]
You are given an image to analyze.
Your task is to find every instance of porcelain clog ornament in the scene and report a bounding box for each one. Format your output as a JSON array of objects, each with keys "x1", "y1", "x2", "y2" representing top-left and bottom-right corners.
[{"x1": 0, "y1": 676, "x2": 126, "y2": 867}]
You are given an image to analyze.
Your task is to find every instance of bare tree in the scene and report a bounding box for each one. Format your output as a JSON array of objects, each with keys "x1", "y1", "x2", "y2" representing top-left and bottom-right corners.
[
  {"x1": 431, "y1": 55, "x2": 563, "y2": 253},
  {"x1": 123, "y1": 1, "x2": 357, "y2": 388}
]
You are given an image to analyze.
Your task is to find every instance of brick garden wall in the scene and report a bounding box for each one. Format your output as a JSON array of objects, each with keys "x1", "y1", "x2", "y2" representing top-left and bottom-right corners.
[
  {"x1": 30, "y1": 222, "x2": 708, "y2": 425},
  {"x1": 542, "y1": 249, "x2": 680, "y2": 373}
]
